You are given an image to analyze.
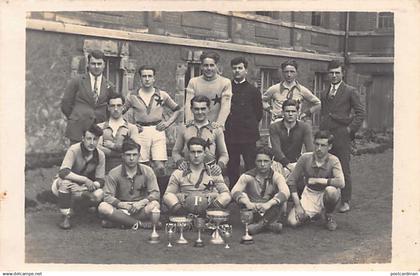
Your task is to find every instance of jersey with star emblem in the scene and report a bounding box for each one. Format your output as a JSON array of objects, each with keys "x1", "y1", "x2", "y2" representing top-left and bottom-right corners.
[{"x1": 185, "y1": 75, "x2": 232, "y2": 124}]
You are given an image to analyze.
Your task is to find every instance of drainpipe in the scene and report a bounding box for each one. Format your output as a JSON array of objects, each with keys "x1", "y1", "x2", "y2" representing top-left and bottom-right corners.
[{"x1": 343, "y1": 12, "x2": 350, "y2": 80}]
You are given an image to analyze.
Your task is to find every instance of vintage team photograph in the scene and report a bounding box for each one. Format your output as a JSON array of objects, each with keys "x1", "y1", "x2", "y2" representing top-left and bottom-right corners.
[{"x1": 24, "y1": 10, "x2": 394, "y2": 264}]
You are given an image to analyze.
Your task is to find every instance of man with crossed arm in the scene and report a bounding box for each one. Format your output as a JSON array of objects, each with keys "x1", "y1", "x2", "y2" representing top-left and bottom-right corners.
[
  {"x1": 231, "y1": 146, "x2": 290, "y2": 234},
  {"x1": 287, "y1": 130, "x2": 345, "y2": 231},
  {"x1": 98, "y1": 138, "x2": 160, "y2": 229}
]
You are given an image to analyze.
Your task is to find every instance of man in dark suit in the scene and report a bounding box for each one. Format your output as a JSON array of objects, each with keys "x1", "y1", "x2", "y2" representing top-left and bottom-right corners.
[
  {"x1": 61, "y1": 50, "x2": 114, "y2": 144},
  {"x1": 320, "y1": 60, "x2": 365, "y2": 213},
  {"x1": 225, "y1": 57, "x2": 263, "y2": 189}
]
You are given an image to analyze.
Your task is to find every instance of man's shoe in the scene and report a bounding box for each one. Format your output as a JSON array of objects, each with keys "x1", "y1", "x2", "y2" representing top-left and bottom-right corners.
[
  {"x1": 59, "y1": 215, "x2": 71, "y2": 230},
  {"x1": 101, "y1": 220, "x2": 115, "y2": 228},
  {"x1": 266, "y1": 222, "x2": 283, "y2": 234},
  {"x1": 248, "y1": 220, "x2": 265, "y2": 235},
  {"x1": 325, "y1": 215, "x2": 337, "y2": 231},
  {"x1": 338, "y1": 202, "x2": 350, "y2": 213}
]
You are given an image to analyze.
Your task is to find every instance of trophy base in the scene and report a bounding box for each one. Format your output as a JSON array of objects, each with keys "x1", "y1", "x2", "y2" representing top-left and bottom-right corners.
[
  {"x1": 176, "y1": 239, "x2": 189, "y2": 245},
  {"x1": 148, "y1": 237, "x2": 160, "y2": 244},
  {"x1": 194, "y1": 241, "x2": 204, "y2": 247},
  {"x1": 240, "y1": 238, "x2": 254, "y2": 245}
]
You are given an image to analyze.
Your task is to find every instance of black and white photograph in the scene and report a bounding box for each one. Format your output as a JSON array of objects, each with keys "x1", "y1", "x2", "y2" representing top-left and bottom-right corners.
[{"x1": 0, "y1": 0, "x2": 419, "y2": 273}]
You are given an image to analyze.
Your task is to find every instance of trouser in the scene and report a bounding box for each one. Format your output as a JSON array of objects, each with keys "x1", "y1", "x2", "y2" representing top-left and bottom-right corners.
[
  {"x1": 226, "y1": 142, "x2": 256, "y2": 189},
  {"x1": 330, "y1": 127, "x2": 352, "y2": 202},
  {"x1": 241, "y1": 204, "x2": 283, "y2": 224}
]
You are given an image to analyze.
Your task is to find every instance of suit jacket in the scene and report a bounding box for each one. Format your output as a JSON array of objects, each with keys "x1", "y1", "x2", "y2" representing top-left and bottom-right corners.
[
  {"x1": 61, "y1": 73, "x2": 114, "y2": 141},
  {"x1": 320, "y1": 81, "x2": 365, "y2": 134}
]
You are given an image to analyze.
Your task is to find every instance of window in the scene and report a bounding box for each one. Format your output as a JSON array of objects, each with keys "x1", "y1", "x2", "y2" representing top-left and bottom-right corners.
[
  {"x1": 258, "y1": 68, "x2": 279, "y2": 134},
  {"x1": 184, "y1": 62, "x2": 201, "y2": 88},
  {"x1": 377, "y1": 12, "x2": 394, "y2": 29},
  {"x1": 312, "y1": 72, "x2": 327, "y2": 127},
  {"x1": 104, "y1": 57, "x2": 123, "y2": 94},
  {"x1": 255, "y1": 11, "x2": 279, "y2": 19},
  {"x1": 311, "y1": 12, "x2": 322, "y2": 26}
]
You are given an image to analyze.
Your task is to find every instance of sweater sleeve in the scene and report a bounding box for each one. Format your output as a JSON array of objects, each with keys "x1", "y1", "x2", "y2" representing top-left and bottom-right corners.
[{"x1": 216, "y1": 79, "x2": 232, "y2": 127}]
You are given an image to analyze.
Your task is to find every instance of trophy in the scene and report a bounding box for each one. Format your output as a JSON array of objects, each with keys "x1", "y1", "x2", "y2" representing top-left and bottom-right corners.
[
  {"x1": 206, "y1": 210, "x2": 229, "y2": 245},
  {"x1": 169, "y1": 216, "x2": 192, "y2": 244},
  {"x1": 221, "y1": 224, "x2": 233, "y2": 249},
  {"x1": 240, "y1": 209, "x2": 254, "y2": 244},
  {"x1": 165, "y1": 222, "x2": 176, "y2": 248},
  {"x1": 193, "y1": 217, "x2": 206, "y2": 247},
  {"x1": 148, "y1": 207, "x2": 160, "y2": 244}
]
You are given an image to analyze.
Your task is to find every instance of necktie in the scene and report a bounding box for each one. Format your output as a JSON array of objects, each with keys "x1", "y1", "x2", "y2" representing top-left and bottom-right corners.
[
  {"x1": 93, "y1": 76, "x2": 99, "y2": 103},
  {"x1": 329, "y1": 85, "x2": 336, "y2": 99}
]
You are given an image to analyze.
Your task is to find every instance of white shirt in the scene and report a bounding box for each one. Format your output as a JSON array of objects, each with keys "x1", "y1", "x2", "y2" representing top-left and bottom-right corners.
[
  {"x1": 329, "y1": 81, "x2": 342, "y2": 97},
  {"x1": 233, "y1": 78, "x2": 246, "y2": 84},
  {"x1": 138, "y1": 88, "x2": 155, "y2": 106},
  {"x1": 89, "y1": 72, "x2": 103, "y2": 96}
]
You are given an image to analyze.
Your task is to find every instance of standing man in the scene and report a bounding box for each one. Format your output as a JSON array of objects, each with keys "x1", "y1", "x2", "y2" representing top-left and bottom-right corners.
[
  {"x1": 164, "y1": 137, "x2": 231, "y2": 215},
  {"x1": 231, "y1": 146, "x2": 290, "y2": 234},
  {"x1": 61, "y1": 50, "x2": 114, "y2": 144},
  {"x1": 98, "y1": 138, "x2": 160, "y2": 229},
  {"x1": 320, "y1": 60, "x2": 365, "y2": 213},
  {"x1": 51, "y1": 124, "x2": 105, "y2": 229},
  {"x1": 224, "y1": 57, "x2": 263, "y2": 189},
  {"x1": 172, "y1": 95, "x2": 228, "y2": 176},
  {"x1": 262, "y1": 59, "x2": 320, "y2": 123},
  {"x1": 287, "y1": 130, "x2": 345, "y2": 231},
  {"x1": 184, "y1": 51, "x2": 232, "y2": 128},
  {"x1": 97, "y1": 94, "x2": 140, "y2": 173},
  {"x1": 123, "y1": 65, "x2": 182, "y2": 193},
  {"x1": 269, "y1": 99, "x2": 314, "y2": 182}
]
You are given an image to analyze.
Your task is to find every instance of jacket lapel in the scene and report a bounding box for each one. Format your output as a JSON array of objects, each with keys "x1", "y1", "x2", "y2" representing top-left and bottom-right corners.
[
  {"x1": 97, "y1": 76, "x2": 109, "y2": 103},
  {"x1": 81, "y1": 74, "x2": 96, "y2": 105}
]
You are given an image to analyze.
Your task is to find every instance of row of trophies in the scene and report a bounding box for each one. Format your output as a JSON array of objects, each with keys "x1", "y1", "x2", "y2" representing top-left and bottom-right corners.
[{"x1": 148, "y1": 206, "x2": 255, "y2": 247}]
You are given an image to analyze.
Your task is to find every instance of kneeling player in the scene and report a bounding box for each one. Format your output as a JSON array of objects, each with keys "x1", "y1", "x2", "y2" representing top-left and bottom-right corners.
[
  {"x1": 231, "y1": 146, "x2": 290, "y2": 234},
  {"x1": 98, "y1": 138, "x2": 160, "y2": 229},
  {"x1": 287, "y1": 130, "x2": 345, "y2": 231},
  {"x1": 163, "y1": 137, "x2": 231, "y2": 215},
  {"x1": 51, "y1": 124, "x2": 105, "y2": 229}
]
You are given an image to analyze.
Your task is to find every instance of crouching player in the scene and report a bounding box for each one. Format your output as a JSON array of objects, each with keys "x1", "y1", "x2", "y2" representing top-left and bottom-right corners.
[
  {"x1": 287, "y1": 130, "x2": 345, "y2": 231},
  {"x1": 231, "y1": 146, "x2": 290, "y2": 234},
  {"x1": 51, "y1": 124, "x2": 105, "y2": 229},
  {"x1": 163, "y1": 137, "x2": 231, "y2": 216},
  {"x1": 98, "y1": 138, "x2": 160, "y2": 229}
]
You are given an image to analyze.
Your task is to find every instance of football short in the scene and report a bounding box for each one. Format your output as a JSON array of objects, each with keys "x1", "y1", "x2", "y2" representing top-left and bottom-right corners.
[
  {"x1": 300, "y1": 186, "x2": 340, "y2": 218},
  {"x1": 137, "y1": 126, "x2": 167, "y2": 162}
]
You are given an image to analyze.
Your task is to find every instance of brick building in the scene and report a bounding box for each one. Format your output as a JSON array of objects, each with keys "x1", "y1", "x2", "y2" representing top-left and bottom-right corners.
[{"x1": 25, "y1": 11, "x2": 394, "y2": 166}]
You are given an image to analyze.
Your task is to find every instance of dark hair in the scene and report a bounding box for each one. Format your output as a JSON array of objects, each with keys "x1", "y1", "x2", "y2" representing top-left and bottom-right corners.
[
  {"x1": 281, "y1": 60, "x2": 298, "y2": 70},
  {"x1": 88, "y1": 50, "x2": 105, "y2": 62},
  {"x1": 191, "y1": 95, "x2": 211, "y2": 108},
  {"x1": 138, "y1": 65, "x2": 156, "y2": 76},
  {"x1": 107, "y1": 93, "x2": 125, "y2": 105},
  {"x1": 200, "y1": 51, "x2": 220, "y2": 64},
  {"x1": 230, "y1": 57, "x2": 248, "y2": 68},
  {"x1": 187, "y1": 137, "x2": 208, "y2": 150},
  {"x1": 84, "y1": 123, "x2": 103, "y2": 137},
  {"x1": 327, "y1": 60, "x2": 344, "y2": 71},
  {"x1": 122, "y1": 137, "x2": 141, "y2": 153},
  {"x1": 282, "y1": 99, "x2": 300, "y2": 111},
  {"x1": 314, "y1": 130, "x2": 334, "y2": 145},
  {"x1": 256, "y1": 146, "x2": 274, "y2": 159}
]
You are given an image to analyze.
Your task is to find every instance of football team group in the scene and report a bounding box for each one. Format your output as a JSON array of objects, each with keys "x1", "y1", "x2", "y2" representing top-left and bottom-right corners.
[{"x1": 52, "y1": 49, "x2": 364, "y2": 236}]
